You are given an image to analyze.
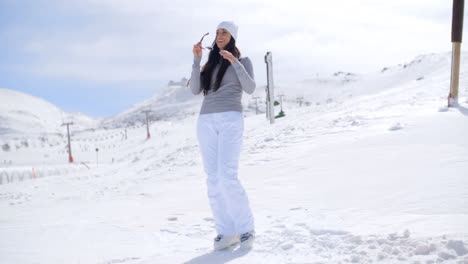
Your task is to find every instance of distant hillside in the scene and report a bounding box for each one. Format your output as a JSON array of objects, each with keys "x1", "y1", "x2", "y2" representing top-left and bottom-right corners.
[
  {"x1": 102, "y1": 78, "x2": 203, "y2": 127},
  {"x1": 0, "y1": 52, "x2": 459, "y2": 134},
  {"x1": 0, "y1": 89, "x2": 99, "y2": 136}
]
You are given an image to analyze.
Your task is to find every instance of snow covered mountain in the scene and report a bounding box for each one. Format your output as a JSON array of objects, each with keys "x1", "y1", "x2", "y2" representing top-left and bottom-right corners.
[
  {"x1": 0, "y1": 52, "x2": 454, "y2": 134},
  {"x1": 262, "y1": 53, "x2": 451, "y2": 108},
  {"x1": 0, "y1": 51, "x2": 463, "y2": 166},
  {"x1": 102, "y1": 78, "x2": 202, "y2": 127},
  {"x1": 100, "y1": 52, "x2": 455, "y2": 128},
  {"x1": 0, "y1": 88, "x2": 100, "y2": 135},
  {"x1": 1, "y1": 51, "x2": 468, "y2": 263}
]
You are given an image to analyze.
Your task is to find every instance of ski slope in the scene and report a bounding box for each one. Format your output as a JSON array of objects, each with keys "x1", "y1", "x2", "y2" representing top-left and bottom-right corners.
[{"x1": 0, "y1": 52, "x2": 468, "y2": 263}]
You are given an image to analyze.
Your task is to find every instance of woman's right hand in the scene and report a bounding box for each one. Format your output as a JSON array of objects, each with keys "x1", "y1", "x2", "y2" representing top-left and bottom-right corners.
[{"x1": 193, "y1": 42, "x2": 202, "y2": 57}]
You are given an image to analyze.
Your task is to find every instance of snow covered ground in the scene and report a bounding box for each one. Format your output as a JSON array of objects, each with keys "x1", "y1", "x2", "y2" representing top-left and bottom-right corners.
[{"x1": 1, "y1": 52, "x2": 468, "y2": 263}]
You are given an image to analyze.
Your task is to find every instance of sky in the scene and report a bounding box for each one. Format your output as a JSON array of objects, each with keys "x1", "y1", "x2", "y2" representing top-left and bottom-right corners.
[{"x1": 0, "y1": 0, "x2": 465, "y2": 117}]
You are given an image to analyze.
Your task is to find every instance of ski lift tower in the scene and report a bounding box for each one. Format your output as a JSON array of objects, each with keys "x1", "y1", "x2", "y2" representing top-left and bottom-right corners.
[
  {"x1": 252, "y1": 96, "x2": 260, "y2": 115},
  {"x1": 278, "y1": 93, "x2": 285, "y2": 112},
  {"x1": 141, "y1": 110, "x2": 152, "y2": 139},
  {"x1": 62, "y1": 122, "x2": 74, "y2": 163}
]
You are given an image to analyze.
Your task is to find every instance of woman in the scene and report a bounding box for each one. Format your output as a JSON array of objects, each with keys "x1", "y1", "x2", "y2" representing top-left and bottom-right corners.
[{"x1": 190, "y1": 21, "x2": 256, "y2": 251}]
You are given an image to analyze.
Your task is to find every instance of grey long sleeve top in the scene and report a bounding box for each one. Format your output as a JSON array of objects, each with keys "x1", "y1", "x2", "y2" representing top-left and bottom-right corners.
[{"x1": 190, "y1": 55, "x2": 256, "y2": 115}]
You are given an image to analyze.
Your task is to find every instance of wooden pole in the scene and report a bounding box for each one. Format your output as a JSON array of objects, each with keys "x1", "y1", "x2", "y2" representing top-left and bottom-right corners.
[
  {"x1": 265, "y1": 52, "x2": 275, "y2": 124},
  {"x1": 449, "y1": 0, "x2": 464, "y2": 107}
]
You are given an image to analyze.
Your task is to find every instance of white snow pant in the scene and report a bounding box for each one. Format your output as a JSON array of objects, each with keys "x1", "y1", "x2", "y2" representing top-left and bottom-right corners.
[{"x1": 197, "y1": 111, "x2": 255, "y2": 236}]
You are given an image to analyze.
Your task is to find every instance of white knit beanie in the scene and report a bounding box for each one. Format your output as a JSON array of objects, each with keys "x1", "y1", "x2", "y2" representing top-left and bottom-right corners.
[{"x1": 217, "y1": 21, "x2": 238, "y2": 41}]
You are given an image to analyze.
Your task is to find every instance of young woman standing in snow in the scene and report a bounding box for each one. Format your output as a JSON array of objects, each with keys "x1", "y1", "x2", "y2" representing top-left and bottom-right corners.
[{"x1": 190, "y1": 21, "x2": 256, "y2": 250}]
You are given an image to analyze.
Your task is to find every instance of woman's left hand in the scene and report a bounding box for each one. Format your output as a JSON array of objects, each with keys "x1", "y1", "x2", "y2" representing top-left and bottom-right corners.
[{"x1": 219, "y1": 50, "x2": 236, "y2": 64}]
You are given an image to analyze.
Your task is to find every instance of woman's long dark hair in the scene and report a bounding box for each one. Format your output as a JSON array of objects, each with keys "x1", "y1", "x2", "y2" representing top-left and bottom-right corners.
[{"x1": 201, "y1": 37, "x2": 241, "y2": 95}]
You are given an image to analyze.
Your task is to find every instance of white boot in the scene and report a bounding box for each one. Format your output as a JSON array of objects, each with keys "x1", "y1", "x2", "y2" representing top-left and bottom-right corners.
[
  {"x1": 240, "y1": 231, "x2": 255, "y2": 249},
  {"x1": 213, "y1": 234, "x2": 239, "y2": 251}
]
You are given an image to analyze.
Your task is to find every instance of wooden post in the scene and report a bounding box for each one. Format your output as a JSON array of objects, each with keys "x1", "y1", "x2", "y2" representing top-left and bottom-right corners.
[
  {"x1": 142, "y1": 110, "x2": 152, "y2": 139},
  {"x1": 449, "y1": 0, "x2": 464, "y2": 107},
  {"x1": 265, "y1": 52, "x2": 275, "y2": 124}
]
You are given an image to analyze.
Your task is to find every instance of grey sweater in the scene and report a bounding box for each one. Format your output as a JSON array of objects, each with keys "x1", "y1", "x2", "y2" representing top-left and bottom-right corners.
[{"x1": 190, "y1": 55, "x2": 256, "y2": 115}]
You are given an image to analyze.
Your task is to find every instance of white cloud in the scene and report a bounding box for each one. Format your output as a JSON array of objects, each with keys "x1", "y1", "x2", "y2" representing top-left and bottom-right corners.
[{"x1": 5, "y1": 0, "x2": 462, "y2": 86}]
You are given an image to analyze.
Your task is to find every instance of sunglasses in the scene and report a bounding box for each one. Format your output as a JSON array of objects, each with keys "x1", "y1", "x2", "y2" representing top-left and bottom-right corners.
[
  {"x1": 199, "y1": 32, "x2": 213, "y2": 50},
  {"x1": 186, "y1": 32, "x2": 213, "y2": 88},
  {"x1": 185, "y1": 32, "x2": 213, "y2": 87}
]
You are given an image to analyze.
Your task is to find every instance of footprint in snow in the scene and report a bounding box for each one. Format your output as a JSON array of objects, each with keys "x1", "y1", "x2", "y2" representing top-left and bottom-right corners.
[
  {"x1": 389, "y1": 122, "x2": 404, "y2": 131},
  {"x1": 289, "y1": 207, "x2": 303, "y2": 211},
  {"x1": 160, "y1": 229, "x2": 178, "y2": 234}
]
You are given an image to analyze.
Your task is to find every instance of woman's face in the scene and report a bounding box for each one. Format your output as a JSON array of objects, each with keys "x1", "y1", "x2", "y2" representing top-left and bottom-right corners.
[{"x1": 216, "y1": 28, "x2": 231, "y2": 50}]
